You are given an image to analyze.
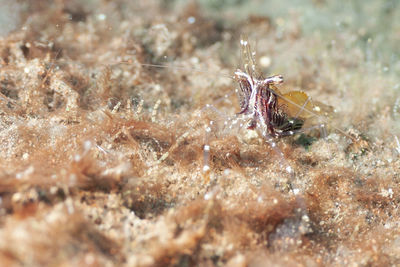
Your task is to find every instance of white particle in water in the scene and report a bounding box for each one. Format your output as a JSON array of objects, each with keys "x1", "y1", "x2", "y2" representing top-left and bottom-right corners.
[
  {"x1": 187, "y1": 16, "x2": 196, "y2": 24},
  {"x1": 97, "y1": 13, "x2": 106, "y2": 21}
]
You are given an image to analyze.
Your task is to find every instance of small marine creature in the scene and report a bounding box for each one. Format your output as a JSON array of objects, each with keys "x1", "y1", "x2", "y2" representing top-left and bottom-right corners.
[
  {"x1": 234, "y1": 35, "x2": 327, "y2": 140},
  {"x1": 200, "y1": 36, "x2": 335, "y2": 177}
]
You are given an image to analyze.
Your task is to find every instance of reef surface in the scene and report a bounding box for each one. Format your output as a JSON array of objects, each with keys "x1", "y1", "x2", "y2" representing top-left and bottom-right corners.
[{"x1": 0, "y1": 1, "x2": 400, "y2": 266}]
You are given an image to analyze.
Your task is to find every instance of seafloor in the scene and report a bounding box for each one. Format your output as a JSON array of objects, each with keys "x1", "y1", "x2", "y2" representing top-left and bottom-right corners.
[{"x1": 0, "y1": 0, "x2": 400, "y2": 266}]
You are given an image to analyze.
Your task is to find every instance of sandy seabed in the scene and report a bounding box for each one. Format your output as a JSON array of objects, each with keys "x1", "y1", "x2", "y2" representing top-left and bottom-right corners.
[{"x1": 0, "y1": 0, "x2": 400, "y2": 266}]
